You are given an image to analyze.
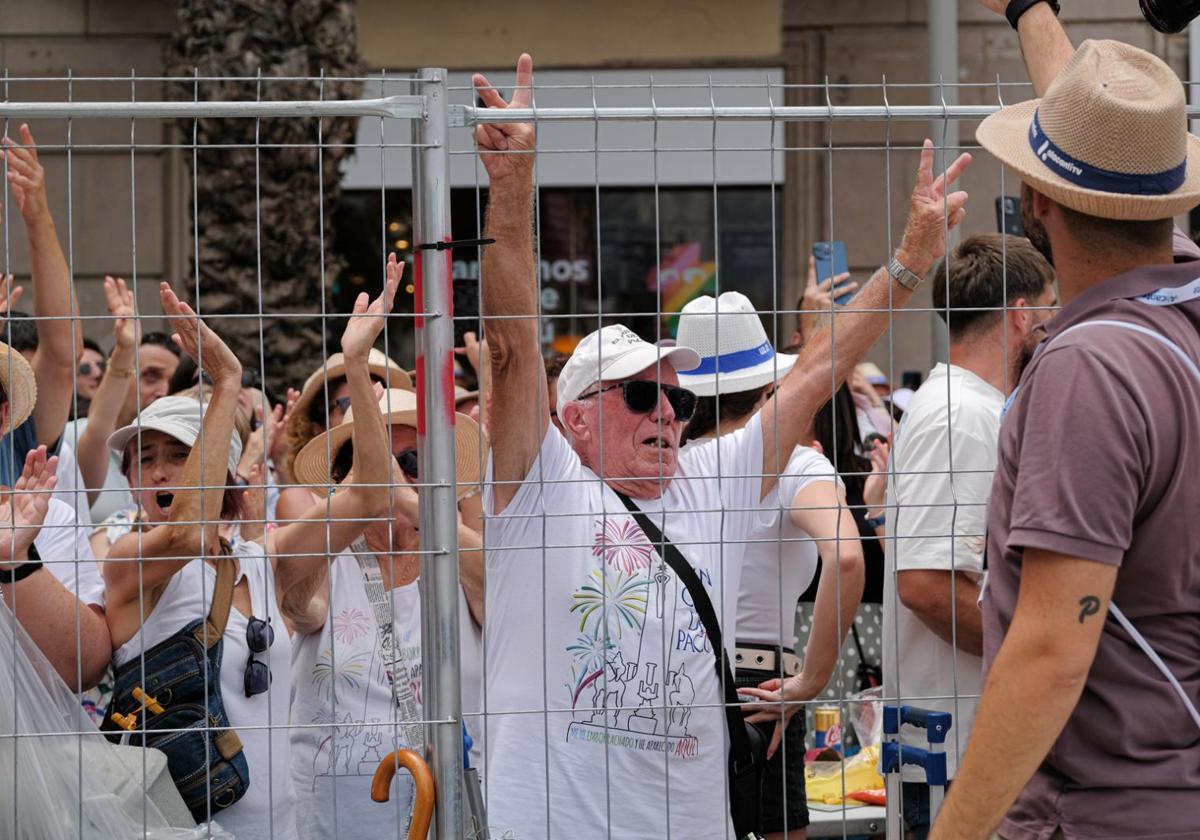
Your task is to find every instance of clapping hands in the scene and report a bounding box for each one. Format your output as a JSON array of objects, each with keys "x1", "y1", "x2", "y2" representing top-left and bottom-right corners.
[
  {"x1": 0, "y1": 446, "x2": 57, "y2": 567},
  {"x1": 160, "y1": 282, "x2": 241, "y2": 385}
]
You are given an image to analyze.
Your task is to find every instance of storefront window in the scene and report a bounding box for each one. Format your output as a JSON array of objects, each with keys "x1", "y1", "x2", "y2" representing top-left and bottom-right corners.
[{"x1": 333, "y1": 185, "x2": 781, "y2": 363}]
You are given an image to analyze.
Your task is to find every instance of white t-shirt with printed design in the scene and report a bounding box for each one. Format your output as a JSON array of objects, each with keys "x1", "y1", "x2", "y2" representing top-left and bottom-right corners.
[
  {"x1": 289, "y1": 554, "x2": 483, "y2": 840},
  {"x1": 482, "y1": 418, "x2": 763, "y2": 840}
]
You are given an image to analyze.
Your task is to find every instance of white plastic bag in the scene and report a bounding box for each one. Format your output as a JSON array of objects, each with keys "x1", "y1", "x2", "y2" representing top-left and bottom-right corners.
[
  {"x1": 848, "y1": 685, "x2": 884, "y2": 749},
  {"x1": 0, "y1": 597, "x2": 234, "y2": 839}
]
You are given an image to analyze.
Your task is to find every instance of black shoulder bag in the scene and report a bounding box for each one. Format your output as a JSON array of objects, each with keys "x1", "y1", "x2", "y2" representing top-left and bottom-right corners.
[{"x1": 617, "y1": 493, "x2": 766, "y2": 840}]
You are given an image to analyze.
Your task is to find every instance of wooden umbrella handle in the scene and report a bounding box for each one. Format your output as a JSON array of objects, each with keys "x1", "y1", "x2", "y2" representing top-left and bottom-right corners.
[{"x1": 371, "y1": 749, "x2": 436, "y2": 839}]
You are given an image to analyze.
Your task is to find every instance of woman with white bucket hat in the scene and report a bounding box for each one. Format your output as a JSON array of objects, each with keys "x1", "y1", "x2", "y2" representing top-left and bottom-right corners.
[
  {"x1": 102, "y1": 264, "x2": 404, "y2": 839},
  {"x1": 677, "y1": 291, "x2": 865, "y2": 839}
]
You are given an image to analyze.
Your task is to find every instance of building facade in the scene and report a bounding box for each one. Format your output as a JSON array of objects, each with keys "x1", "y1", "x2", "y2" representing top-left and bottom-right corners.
[{"x1": 0, "y1": 0, "x2": 1183, "y2": 378}]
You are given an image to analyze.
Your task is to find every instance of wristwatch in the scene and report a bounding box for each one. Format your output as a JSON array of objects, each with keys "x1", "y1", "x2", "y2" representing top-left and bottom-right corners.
[
  {"x1": 865, "y1": 513, "x2": 886, "y2": 531},
  {"x1": 1006, "y1": 0, "x2": 1060, "y2": 30},
  {"x1": 888, "y1": 255, "x2": 924, "y2": 292},
  {"x1": 0, "y1": 543, "x2": 43, "y2": 584}
]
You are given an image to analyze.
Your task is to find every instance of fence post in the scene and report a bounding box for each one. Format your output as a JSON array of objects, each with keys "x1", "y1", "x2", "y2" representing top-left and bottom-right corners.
[{"x1": 412, "y1": 66, "x2": 464, "y2": 838}]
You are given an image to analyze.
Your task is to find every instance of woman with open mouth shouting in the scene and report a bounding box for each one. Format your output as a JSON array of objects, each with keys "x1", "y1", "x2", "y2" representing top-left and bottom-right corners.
[{"x1": 100, "y1": 261, "x2": 402, "y2": 839}]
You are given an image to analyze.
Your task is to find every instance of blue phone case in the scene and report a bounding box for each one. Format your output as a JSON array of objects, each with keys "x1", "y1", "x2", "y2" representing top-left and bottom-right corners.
[{"x1": 813, "y1": 241, "x2": 851, "y2": 305}]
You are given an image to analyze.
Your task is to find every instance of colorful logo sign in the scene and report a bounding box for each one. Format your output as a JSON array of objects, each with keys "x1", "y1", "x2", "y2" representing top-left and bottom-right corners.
[{"x1": 644, "y1": 242, "x2": 716, "y2": 335}]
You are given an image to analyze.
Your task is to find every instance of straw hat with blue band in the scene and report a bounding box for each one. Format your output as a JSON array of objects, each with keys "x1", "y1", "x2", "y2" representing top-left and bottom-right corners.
[
  {"x1": 675, "y1": 292, "x2": 796, "y2": 397},
  {"x1": 976, "y1": 39, "x2": 1200, "y2": 222}
]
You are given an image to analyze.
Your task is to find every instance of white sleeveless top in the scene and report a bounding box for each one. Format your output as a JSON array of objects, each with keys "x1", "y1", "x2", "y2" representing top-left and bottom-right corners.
[
  {"x1": 289, "y1": 552, "x2": 482, "y2": 840},
  {"x1": 114, "y1": 539, "x2": 297, "y2": 840}
]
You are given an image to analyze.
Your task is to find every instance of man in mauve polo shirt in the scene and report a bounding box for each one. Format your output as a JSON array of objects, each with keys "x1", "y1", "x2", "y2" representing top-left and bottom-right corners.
[{"x1": 929, "y1": 23, "x2": 1200, "y2": 840}]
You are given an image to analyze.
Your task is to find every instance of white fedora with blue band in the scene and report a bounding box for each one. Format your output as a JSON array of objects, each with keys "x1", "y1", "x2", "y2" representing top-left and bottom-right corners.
[
  {"x1": 675, "y1": 292, "x2": 797, "y2": 397},
  {"x1": 977, "y1": 39, "x2": 1200, "y2": 221}
]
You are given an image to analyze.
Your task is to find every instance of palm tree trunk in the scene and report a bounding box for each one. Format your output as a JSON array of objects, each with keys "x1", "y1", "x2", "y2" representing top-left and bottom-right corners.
[{"x1": 167, "y1": 0, "x2": 363, "y2": 395}]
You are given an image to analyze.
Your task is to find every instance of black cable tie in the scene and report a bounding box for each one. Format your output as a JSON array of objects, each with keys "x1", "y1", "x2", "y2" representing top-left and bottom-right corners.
[{"x1": 416, "y1": 237, "x2": 495, "y2": 251}]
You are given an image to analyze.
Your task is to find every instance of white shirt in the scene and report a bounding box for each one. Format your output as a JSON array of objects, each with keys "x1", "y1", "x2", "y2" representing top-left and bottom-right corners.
[
  {"x1": 62, "y1": 418, "x2": 133, "y2": 524},
  {"x1": 39, "y1": 498, "x2": 104, "y2": 607},
  {"x1": 882, "y1": 363, "x2": 1001, "y2": 779},
  {"x1": 113, "y1": 540, "x2": 297, "y2": 840},
  {"x1": 737, "y1": 445, "x2": 840, "y2": 650},
  {"x1": 482, "y1": 419, "x2": 762, "y2": 840},
  {"x1": 289, "y1": 553, "x2": 483, "y2": 840},
  {"x1": 52, "y1": 438, "x2": 93, "y2": 530}
]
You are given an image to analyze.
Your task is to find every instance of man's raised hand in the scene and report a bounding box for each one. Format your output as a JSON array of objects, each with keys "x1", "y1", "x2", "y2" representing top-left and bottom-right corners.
[
  {"x1": 897, "y1": 139, "x2": 971, "y2": 276},
  {"x1": 2, "y1": 125, "x2": 51, "y2": 225},
  {"x1": 472, "y1": 54, "x2": 536, "y2": 182}
]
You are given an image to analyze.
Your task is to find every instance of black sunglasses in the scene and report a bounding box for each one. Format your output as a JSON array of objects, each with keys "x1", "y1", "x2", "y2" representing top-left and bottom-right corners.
[
  {"x1": 397, "y1": 448, "x2": 419, "y2": 481},
  {"x1": 244, "y1": 615, "x2": 275, "y2": 698},
  {"x1": 578, "y1": 380, "x2": 697, "y2": 422},
  {"x1": 333, "y1": 395, "x2": 353, "y2": 416},
  {"x1": 79, "y1": 361, "x2": 105, "y2": 377}
]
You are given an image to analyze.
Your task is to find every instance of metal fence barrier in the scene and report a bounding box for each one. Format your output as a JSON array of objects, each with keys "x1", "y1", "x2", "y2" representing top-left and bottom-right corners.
[{"x1": 0, "y1": 68, "x2": 1107, "y2": 839}]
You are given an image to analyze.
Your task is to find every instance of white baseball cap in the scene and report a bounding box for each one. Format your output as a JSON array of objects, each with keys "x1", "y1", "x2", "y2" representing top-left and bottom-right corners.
[
  {"x1": 674, "y1": 292, "x2": 796, "y2": 397},
  {"x1": 556, "y1": 325, "x2": 701, "y2": 418},
  {"x1": 108, "y1": 395, "x2": 244, "y2": 477}
]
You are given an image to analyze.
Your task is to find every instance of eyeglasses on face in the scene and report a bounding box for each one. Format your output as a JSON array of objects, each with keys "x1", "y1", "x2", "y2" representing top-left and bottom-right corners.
[
  {"x1": 577, "y1": 380, "x2": 697, "y2": 422},
  {"x1": 78, "y1": 361, "x2": 105, "y2": 377},
  {"x1": 244, "y1": 615, "x2": 275, "y2": 698}
]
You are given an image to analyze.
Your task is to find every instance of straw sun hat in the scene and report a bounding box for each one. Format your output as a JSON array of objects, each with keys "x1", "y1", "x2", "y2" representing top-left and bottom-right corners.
[
  {"x1": 292, "y1": 388, "x2": 486, "y2": 499},
  {"x1": 977, "y1": 39, "x2": 1200, "y2": 222},
  {"x1": 287, "y1": 348, "x2": 412, "y2": 439},
  {"x1": 0, "y1": 342, "x2": 36, "y2": 438}
]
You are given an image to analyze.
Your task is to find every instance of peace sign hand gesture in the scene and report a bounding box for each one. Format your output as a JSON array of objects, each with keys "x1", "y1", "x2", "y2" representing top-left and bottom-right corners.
[
  {"x1": 472, "y1": 53, "x2": 536, "y2": 182},
  {"x1": 897, "y1": 139, "x2": 972, "y2": 277}
]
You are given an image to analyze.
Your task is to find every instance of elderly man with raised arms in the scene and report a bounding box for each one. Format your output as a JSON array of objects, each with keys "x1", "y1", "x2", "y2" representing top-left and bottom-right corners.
[{"x1": 475, "y1": 53, "x2": 971, "y2": 839}]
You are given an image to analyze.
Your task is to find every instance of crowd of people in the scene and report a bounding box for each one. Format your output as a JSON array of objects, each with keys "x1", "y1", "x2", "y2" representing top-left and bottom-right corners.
[{"x1": 1, "y1": 3, "x2": 1198, "y2": 839}]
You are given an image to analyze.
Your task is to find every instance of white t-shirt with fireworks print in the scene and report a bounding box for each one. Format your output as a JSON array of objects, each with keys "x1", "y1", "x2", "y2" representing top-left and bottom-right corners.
[
  {"x1": 482, "y1": 418, "x2": 763, "y2": 839},
  {"x1": 289, "y1": 555, "x2": 482, "y2": 840}
]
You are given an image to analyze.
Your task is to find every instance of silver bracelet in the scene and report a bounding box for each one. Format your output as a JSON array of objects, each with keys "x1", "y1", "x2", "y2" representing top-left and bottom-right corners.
[{"x1": 888, "y1": 255, "x2": 924, "y2": 292}]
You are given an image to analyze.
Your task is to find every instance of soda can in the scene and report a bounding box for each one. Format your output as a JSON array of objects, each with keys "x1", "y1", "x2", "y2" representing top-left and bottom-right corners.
[{"x1": 813, "y1": 705, "x2": 843, "y2": 750}]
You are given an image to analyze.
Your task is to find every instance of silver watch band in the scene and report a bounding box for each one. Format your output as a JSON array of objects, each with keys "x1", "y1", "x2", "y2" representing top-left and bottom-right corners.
[{"x1": 888, "y1": 255, "x2": 923, "y2": 291}]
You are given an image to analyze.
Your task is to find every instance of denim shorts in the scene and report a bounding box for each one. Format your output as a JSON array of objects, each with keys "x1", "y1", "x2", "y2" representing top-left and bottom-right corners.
[{"x1": 736, "y1": 668, "x2": 810, "y2": 832}]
